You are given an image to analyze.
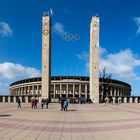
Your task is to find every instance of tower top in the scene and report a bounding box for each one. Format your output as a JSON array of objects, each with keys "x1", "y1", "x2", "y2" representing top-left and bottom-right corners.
[
  {"x1": 43, "y1": 11, "x2": 49, "y2": 17},
  {"x1": 92, "y1": 15, "x2": 99, "y2": 18},
  {"x1": 95, "y1": 13, "x2": 99, "y2": 17}
]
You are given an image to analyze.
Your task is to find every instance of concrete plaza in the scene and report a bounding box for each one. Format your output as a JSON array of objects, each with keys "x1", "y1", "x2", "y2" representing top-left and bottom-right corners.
[{"x1": 1, "y1": 103, "x2": 140, "y2": 140}]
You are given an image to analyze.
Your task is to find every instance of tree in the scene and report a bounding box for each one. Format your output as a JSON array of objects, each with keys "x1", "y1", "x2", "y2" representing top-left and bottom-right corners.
[{"x1": 100, "y1": 67, "x2": 112, "y2": 102}]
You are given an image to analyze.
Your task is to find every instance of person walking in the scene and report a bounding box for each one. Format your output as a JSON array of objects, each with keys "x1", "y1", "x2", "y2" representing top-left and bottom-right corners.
[
  {"x1": 31, "y1": 97, "x2": 35, "y2": 109},
  {"x1": 63, "y1": 99, "x2": 69, "y2": 111},
  {"x1": 60, "y1": 98, "x2": 64, "y2": 111},
  {"x1": 17, "y1": 97, "x2": 21, "y2": 108},
  {"x1": 45, "y1": 98, "x2": 49, "y2": 109},
  {"x1": 41, "y1": 98, "x2": 45, "y2": 109}
]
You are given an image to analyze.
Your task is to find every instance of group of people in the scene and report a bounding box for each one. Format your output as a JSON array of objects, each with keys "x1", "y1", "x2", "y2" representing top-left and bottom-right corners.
[
  {"x1": 60, "y1": 98, "x2": 69, "y2": 111},
  {"x1": 41, "y1": 98, "x2": 49, "y2": 109},
  {"x1": 16, "y1": 97, "x2": 69, "y2": 111},
  {"x1": 102, "y1": 97, "x2": 121, "y2": 104},
  {"x1": 31, "y1": 97, "x2": 39, "y2": 109}
]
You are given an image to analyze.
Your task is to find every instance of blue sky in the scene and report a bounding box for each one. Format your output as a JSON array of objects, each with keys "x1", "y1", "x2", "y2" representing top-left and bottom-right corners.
[{"x1": 0, "y1": 0, "x2": 140, "y2": 95}]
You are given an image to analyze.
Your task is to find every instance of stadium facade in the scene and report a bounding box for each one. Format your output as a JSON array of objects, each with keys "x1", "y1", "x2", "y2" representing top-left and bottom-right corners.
[{"x1": 9, "y1": 76, "x2": 131, "y2": 103}]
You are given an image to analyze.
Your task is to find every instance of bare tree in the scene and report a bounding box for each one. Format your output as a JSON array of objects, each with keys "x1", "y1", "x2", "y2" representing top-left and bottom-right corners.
[{"x1": 100, "y1": 67, "x2": 112, "y2": 102}]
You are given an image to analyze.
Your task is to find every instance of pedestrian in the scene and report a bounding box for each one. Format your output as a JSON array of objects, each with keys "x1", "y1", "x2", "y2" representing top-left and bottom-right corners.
[
  {"x1": 34, "y1": 97, "x2": 38, "y2": 109},
  {"x1": 31, "y1": 97, "x2": 35, "y2": 108},
  {"x1": 41, "y1": 98, "x2": 45, "y2": 109},
  {"x1": 45, "y1": 98, "x2": 49, "y2": 109},
  {"x1": 60, "y1": 98, "x2": 64, "y2": 111},
  {"x1": 17, "y1": 97, "x2": 21, "y2": 108},
  {"x1": 63, "y1": 99, "x2": 69, "y2": 111}
]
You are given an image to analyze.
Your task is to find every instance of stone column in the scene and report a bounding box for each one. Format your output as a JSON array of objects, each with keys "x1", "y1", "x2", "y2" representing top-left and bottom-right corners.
[
  {"x1": 73, "y1": 84, "x2": 75, "y2": 98},
  {"x1": 135, "y1": 97, "x2": 138, "y2": 103},
  {"x1": 54, "y1": 84, "x2": 56, "y2": 99},
  {"x1": 66, "y1": 84, "x2": 68, "y2": 98},
  {"x1": 13, "y1": 96, "x2": 16, "y2": 103},
  {"x1": 130, "y1": 97, "x2": 132, "y2": 103},
  {"x1": 60, "y1": 84, "x2": 62, "y2": 98},
  {"x1": 36, "y1": 84, "x2": 39, "y2": 95},
  {"x1": 85, "y1": 84, "x2": 88, "y2": 99},
  {"x1": 41, "y1": 14, "x2": 51, "y2": 100},
  {"x1": 90, "y1": 16, "x2": 100, "y2": 103},
  {"x1": 39, "y1": 97, "x2": 41, "y2": 103},
  {"x1": 113, "y1": 97, "x2": 115, "y2": 104},
  {"x1": 8, "y1": 96, "x2": 10, "y2": 103},
  {"x1": 25, "y1": 96, "x2": 28, "y2": 103},
  {"x1": 32, "y1": 85, "x2": 34, "y2": 95},
  {"x1": 114, "y1": 87, "x2": 116, "y2": 96},
  {"x1": 3, "y1": 96, "x2": 5, "y2": 103},
  {"x1": 110, "y1": 87, "x2": 112, "y2": 96},
  {"x1": 124, "y1": 97, "x2": 127, "y2": 103},
  {"x1": 79, "y1": 84, "x2": 81, "y2": 97}
]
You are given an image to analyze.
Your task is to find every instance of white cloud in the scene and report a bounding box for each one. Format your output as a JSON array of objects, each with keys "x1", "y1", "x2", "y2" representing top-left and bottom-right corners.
[
  {"x1": 0, "y1": 62, "x2": 41, "y2": 95},
  {"x1": 0, "y1": 21, "x2": 13, "y2": 37},
  {"x1": 76, "y1": 52, "x2": 89, "y2": 61},
  {"x1": 100, "y1": 49, "x2": 140, "y2": 80},
  {"x1": 133, "y1": 17, "x2": 140, "y2": 34},
  {"x1": 77, "y1": 48, "x2": 140, "y2": 80},
  {"x1": 0, "y1": 62, "x2": 41, "y2": 80},
  {"x1": 53, "y1": 22, "x2": 66, "y2": 35}
]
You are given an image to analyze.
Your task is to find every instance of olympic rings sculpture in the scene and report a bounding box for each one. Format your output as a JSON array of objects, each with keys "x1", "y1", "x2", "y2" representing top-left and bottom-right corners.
[{"x1": 61, "y1": 33, "x2": 80, "y2": 41}]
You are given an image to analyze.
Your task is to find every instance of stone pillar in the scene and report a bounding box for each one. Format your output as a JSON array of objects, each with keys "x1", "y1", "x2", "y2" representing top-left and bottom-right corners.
[
  {"x1": 41, "y1": 14, "x2": 51, "y2": 100},
  {"x1": 32, "y1": 85, "x2": 34, "y2": 95},
  {"x1": 60, "y1": 84, "x2": 62, "y2": 98},
  {"x1": 3, "y1": 96, "x2": 5, "y2": 103},
  {"x1": 54, "y1": 84, "x2": 56, "y2": 99},
  {"x1": 13, "y1": 96, "x2": 16, "y2": 103},
  {"x1": 110, "y1": 87, "x2": 112, "y2": 96},
  {"x1": 39, "y1": 97, "x2": 41, "y2": 103},
  {"x1": 79, "y1": 84, "x2": 81, "y2": 97},
  {"x1": 8, "y1": 96, "x2": 10, "y2": 103},
  {"x1": 25, "y1": 96, "x2": 28, "y2": 103},
  {"x1": 113, "y1": 97, "x2": 115, "y2": 104},
  {"x1": 124, "y1": 97, "x2": 127, "y2": 103},
  {"x1": 135, "y1": 97, "x2": 138, "y2": 103},
  {"x1": 28, "y1": 86, "x2": 30, "y2": 95},
  {"x1": 66, "y1": 84, "x2": 68, "y2": 97},
  {"x1": 130, "y1": 97, "x2": 132, "y2": 103},
  {"x1": 90, "y1": 16, "x2": 100, "y2": 103},
  {"x1": 114, "y1": 88, "x2": 116, "y2": 96},
  {"x1": 36, "y1": 84, "x2": 39, "y2": 95},
  {"x1": 85, "y1": 84, "x2": 88, "y2": 99},
  {"x1": 73, "y1": 84, "x2": 75, "y2": 98}
]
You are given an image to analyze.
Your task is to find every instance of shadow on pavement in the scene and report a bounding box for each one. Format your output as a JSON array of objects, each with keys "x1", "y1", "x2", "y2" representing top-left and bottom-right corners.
[
  {"x1": 0, "y1": 115, "x2": 11, "y2": 117},
  {"x1": 68, "y1": 109, "x2": 77, "y2": 111}
]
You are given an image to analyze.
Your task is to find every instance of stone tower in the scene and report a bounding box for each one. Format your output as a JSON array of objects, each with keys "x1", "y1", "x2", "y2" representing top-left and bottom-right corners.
[
  {"x1": 90, "y1": 16, "x2": 100, "y2": 103},
  {"x1": 41, "y1": 14, "x2": 51, "y2": 99}
]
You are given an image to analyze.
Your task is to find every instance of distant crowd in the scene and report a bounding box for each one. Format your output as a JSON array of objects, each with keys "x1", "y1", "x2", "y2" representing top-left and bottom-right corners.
[
  {"x1": 16, "y1": 96, "x2": 92, "y2": 111},
  {"x1": 16, "y1": 96, "x2": 122, "y2": 110}
]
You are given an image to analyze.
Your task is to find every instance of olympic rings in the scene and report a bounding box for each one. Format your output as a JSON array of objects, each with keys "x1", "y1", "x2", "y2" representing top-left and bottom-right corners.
[{"x1": 61, "y1": 33, "x2": 80, "y2": 41}]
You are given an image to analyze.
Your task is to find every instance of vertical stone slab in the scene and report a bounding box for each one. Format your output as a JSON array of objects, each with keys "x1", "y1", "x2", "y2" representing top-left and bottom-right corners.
[
  {"x1": 90, "y1": 16, "x2": 100, "y2": 103},
  {"x1": 3, "y1": 96, "x2": 5, "y2": 103},
  {"x1": 8, "y1": 96, "x2": 10, "y2": 103},
  {"x1": 39, "y1": 97, "x2": 41, "y2": 103},
  {"x1": 41, "y1": 14, "x2": 51, "y2": 100},
  {"x1": 124, "y1": 97, "x2": 127, "y2": 103},
  {"x1": 135, "y1": 97, "x2": 138, "y2": 103},
  {"x1": 13, "y1": 96, "x2": 16, "y2": 103},
  {"x1": 129, "y1": 97, "x2": 132, "y2": 103},
  {"x1": 25, "y1": 96, "x2": 28, "y2": 103}
]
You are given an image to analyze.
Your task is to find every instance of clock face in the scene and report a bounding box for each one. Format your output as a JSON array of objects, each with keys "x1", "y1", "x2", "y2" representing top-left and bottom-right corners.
[{"x1": 43, "y1": 30, "x2": 49, "y2": 36}]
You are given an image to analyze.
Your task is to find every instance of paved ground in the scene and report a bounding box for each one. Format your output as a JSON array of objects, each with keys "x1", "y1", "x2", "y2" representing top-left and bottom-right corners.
[{"x1": 1, "y1": 103, "x2": 140, "y2": 140}]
